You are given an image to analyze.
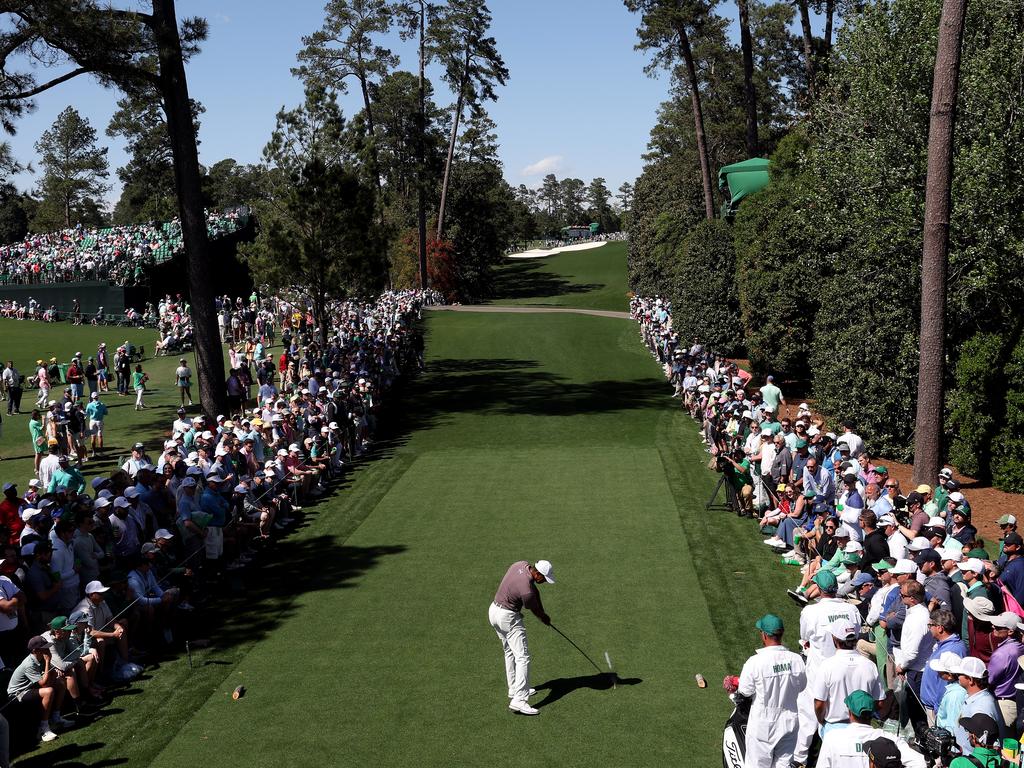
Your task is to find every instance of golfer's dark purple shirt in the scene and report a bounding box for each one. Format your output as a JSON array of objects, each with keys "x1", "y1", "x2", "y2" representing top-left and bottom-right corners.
[{"x1": 494, "y1": 560, "x2": 545, "y2": 617}]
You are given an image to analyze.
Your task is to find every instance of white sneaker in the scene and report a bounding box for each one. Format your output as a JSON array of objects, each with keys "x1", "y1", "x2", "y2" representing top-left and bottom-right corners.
[
  {"x1": 508, "y1": 699, "x2": 539, "y2": 716},
  {"x1": 763, "y1": 537, "x2": 785, "y2": 548},
  {"x1": 508, "y1": 688, "x2": 537, "y2": 699},
  {"x1": 38, "y1": 726, "x2": 58, "y2": 742}
]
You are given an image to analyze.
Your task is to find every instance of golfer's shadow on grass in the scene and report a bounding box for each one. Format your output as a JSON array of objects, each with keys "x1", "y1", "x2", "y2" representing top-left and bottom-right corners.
[{"x1": 534, "y1": 674, "x2": 642, "y2": 708}]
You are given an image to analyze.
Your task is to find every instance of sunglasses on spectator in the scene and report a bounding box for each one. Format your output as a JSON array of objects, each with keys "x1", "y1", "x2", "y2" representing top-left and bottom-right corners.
[{"x1": 885, "y1": 484, "x2": 898, "y2": 488}]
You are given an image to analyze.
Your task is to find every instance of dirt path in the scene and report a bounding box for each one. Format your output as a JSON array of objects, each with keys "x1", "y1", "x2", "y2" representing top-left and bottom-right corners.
[{"x1": 430, "y1": 304, "x2": 630, "y2": 320}]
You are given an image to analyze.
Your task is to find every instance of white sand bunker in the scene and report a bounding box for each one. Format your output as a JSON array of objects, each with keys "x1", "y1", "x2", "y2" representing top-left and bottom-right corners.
[{"x1": 507, "y1": 241, "x2": 609, "y2": 259}]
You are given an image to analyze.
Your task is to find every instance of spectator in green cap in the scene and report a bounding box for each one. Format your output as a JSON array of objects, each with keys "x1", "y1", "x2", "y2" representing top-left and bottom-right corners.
[{"x1": 736, "y1": 614, "x2": 806, "y2": 768}]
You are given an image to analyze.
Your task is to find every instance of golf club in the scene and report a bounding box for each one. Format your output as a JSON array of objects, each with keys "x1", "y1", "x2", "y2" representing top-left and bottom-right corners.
[{"x1": 550, "y1": 623, "x2": 611, "y2": 678}]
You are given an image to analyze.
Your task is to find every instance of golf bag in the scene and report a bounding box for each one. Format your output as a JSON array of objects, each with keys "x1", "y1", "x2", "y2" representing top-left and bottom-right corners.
[{"x1": 722, "y1": 693, "x2": 751, "y2": 768}]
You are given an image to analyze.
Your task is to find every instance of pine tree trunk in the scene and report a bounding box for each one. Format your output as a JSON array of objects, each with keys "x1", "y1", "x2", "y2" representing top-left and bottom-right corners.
[
  {"x1": 913, "y1": 0, "x2": 968, "y2": 484},
  {"x1": 737, "y1": 0, "x2": 759, "y2": 157},
  {"x1": 417, "y1": 0, "x2": 428, "y2": 289},
  {"x1": 677, "y1": 26, "x2": 715, "y2": 220},
  {"x1": 356, "y1": 56, "x2": 386, "y2": 231},
  {"x1": 151, "y1": 0, "x2": 226, "y2": 420},
  {"x1": 436, "y1": 46, "x2": 469, "y2": 241},
  {"x1": 824, "y1": 0, "x2": 835, "y2": 55},
  {"x1": 797, "y1": 0, "x2": 817, "y2": 101}
]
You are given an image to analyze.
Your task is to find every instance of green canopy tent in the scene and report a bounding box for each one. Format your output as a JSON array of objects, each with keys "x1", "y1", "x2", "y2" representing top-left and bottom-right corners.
[{"x1": 718, "y1": 157, "x2": 771, "y2": 217}]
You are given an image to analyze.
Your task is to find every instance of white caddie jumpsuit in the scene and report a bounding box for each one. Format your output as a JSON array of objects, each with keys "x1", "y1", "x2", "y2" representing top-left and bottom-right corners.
[
  {"x1": 737, "y1": 644, "x2": 807, "y2": 768},
  {"x1": 793, "y1": 598, "x2": 863, "y2": 764},
  {"x1": 816, "y1": 723, "x2": 926, "y2": 767}
]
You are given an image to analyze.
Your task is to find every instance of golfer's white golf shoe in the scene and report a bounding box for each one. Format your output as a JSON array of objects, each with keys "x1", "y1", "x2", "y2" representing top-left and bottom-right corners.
[{"x1": 508, "y1": 699, "x2": 539, "y2": 716}]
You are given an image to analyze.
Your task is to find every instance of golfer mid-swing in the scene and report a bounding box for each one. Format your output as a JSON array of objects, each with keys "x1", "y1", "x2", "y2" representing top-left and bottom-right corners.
[{"x1": 489, "y1": 559, "x2": 555, "y2": 716}]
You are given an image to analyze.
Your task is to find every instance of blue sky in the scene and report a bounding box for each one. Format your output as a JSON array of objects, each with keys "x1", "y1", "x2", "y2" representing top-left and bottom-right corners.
[{"x1": 3, "y1": 1, "x2": 814, "y2": 203}]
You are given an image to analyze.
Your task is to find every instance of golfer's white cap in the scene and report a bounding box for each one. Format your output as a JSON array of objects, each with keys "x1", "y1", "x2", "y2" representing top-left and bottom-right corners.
[
  {"x1": 85, "y1": 580, "x2": 109, "y2": 594},
  {"x1": 534, "y1": 560, "x2": 555, "y2": 584},
  {"x1": 891, "y1": 558, "x2": 918, "y2": 575}
]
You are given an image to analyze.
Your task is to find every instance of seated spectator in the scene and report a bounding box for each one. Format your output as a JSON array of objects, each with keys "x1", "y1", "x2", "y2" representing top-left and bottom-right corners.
[{"x1": 7, "y1": 635, "x2": 70, "y2": 742}]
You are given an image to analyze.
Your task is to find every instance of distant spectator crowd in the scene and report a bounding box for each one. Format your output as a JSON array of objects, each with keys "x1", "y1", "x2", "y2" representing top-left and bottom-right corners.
[
  {"x1": 633, "y1": 296, "x2": 1024, "y2": 768},
  {"x1": 0, "y1": 286, "x2": 437, "y2": 762},
  {"x1": 0, "y1": 209, "x2": 248, "y2": 287}
]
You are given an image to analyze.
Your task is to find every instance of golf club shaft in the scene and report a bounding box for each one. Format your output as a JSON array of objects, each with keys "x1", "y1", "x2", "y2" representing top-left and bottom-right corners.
[{"x1": 550, "y1": 624, "x2": 604, "y2": 674}]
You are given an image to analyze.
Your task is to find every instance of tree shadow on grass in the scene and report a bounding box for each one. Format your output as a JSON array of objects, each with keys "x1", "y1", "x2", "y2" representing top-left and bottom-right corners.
[
  {"x1": 491, "y1": 260, "x2": 601, "y2": 302},
  {"x1": 534, "y1": 674, "x2": 643, "y2": 708},
  {"x1": 201, "y1": 540, "x2": 407, "y2": 651}
]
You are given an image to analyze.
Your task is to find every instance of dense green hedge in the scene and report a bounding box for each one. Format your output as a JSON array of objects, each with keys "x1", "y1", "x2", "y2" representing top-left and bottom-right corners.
[{"x1": 667, "y1": 220, "x2": 743, "y2": 356}]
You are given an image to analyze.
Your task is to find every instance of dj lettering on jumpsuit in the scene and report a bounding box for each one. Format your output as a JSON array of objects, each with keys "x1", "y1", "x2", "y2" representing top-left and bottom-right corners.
[
  {"x1": 737, "y1": 614, "x2": 807, "y2": 767},
  {"x1": 488, "y1": 560, "x2": 554, "y2": 716}
]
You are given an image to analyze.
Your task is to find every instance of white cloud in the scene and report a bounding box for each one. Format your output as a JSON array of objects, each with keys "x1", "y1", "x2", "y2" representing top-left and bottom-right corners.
[{"x1": 520, "y1": 155, "x2": 563, "y2": 177}]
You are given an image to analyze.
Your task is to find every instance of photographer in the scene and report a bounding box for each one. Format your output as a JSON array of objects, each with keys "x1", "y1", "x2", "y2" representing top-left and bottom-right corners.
[{"x1": 722, "y1": 447, "x2": 754, "y2": 517}]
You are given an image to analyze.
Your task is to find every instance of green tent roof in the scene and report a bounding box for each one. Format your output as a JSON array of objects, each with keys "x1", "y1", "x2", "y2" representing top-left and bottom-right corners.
[{"x1": 718, "y1": 157, "x2": 771, "y2": 215}]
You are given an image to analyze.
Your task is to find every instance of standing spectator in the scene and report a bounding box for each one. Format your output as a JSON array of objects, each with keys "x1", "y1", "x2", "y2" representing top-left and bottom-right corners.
[
  {"x1": 175, "y1": 357, "x2": 193, "y2": 406},
  {"x1": 894, "y1": 580, "x2": 935, "y2": 738},
  {"x1": 921, "y1": 610, "x2": 967, "y2": 724},
  {"x1": 810, "y1": 619, "x2": 886, "y2": 735},
  {"x1": 85, "y1": 392, "x2": 107, "y2": 456},
  {"x1": 760, "y1": 375, "x2": 785, "y2": 414},
  {"x1": 986, "y1": 611, "x2": 1023, "y2": 729},
  {"x1": 132, "y1": 364, "x2": 149, "y2": 411},
  {"x1": 952, "y1": 656, "x2": 1002, "y2": 755},
  {"x1": 2, "y1": 362, "x2": 20, "y2": 415},
  {"x1": 34, "y1": 359, "x2": 49, "y2": 408},
  {"x1": 84, "y1": 356, "x2": 98, "y2": 396}
]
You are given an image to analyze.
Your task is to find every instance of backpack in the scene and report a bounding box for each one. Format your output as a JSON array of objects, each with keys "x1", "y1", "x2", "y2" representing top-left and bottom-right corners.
[{"x1": 997, "y1": 579, "x2": 1024, "y2": 619}]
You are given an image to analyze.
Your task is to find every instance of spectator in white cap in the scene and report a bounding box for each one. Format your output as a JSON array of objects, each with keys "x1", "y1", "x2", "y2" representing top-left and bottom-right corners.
[
  {"x1": 878, "y1": 514, "x2": 907, "y2": 560},
  {"x1": 736, "y1": 614, "x2": 806, "y2": 767},
  {"x1": 952, "y1": 656, "x2": 1001, "y2": 754},
  {"x1": 74, "y1": 580, "x2": 134, "y2": 673},
  {"x1": 930, "y1": 650, "x2": 969, "y2": 735},
  {"x1": 810, "y1": 619, "x2": 886, "y2": 735},
  {"x1": 998, "y1": 515, "x2": 1018, "y2": 560}
]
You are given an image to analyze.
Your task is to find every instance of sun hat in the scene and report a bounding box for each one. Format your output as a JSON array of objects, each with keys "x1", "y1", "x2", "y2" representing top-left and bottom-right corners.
[
  {"x1": 953, "y1": 656, "x2": 988, "y2": 679},
  {"x1": 939, "y1": 547, "x2": 962, "y2": 563},
  {"x1": 907, "y1": 537, "x2": 931, "y2": 552},
  {"x1": 844, "y1": 541, "x2": 863, "y2": 554},
  {"x1": 957, "y1": 558, "x2": 986, "y2": 574},
  {"x1": 534, "y1": 560, "x2": 555, "y2": 584},
  {"x1": 964, "y1": 596, "x2": 996, "y2": 620},
  {"x1": 991, "y1": 611, "x2": 1019, "y2": 629},
  {"x1": 891, "y1": 559, "x2": 918, "y2": 575}
]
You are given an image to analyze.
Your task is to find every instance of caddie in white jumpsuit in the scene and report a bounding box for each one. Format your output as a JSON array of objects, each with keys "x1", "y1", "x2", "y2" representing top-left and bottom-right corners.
[
  {"x1": 737, "y1": 614, "x2": 807, "y2": 768},
  {"x1": 488, "y1": 559, "x2": 554, "y2": 716},
  {"x1": 816, "y1": 690, "x2": 925, "y2": 767},
  {"x1": 794, "y1": 570, "x2": 863, "y2": 766}
]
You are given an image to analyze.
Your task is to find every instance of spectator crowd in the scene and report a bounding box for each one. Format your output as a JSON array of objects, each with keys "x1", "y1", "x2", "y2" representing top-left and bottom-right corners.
[
  {"x1": 0, "y1": 209, "x2": 248, "y2": 287},
  {"x1": 633, "y1": 296, "x2": 1024, "y2": 768},
  {"x1": 0, "y1": 286, "x2": 437, "y2": 763}
]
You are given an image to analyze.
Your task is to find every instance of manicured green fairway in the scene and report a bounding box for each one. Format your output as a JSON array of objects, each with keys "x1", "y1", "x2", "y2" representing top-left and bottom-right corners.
[
  {"x1": 13, "y1": 258, "x2": 801, "y2": 766},
  {"x1": 490, "y1": 241, "x2": 629, "y2": 312}
]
